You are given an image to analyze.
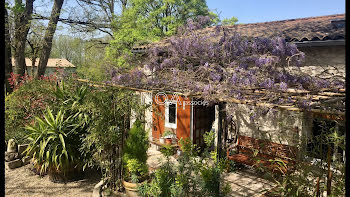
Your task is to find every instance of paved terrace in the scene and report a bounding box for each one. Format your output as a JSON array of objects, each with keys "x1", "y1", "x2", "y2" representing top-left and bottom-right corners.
[{"x1": 146, "y1": 145, "x2": 275, "y2": 197}]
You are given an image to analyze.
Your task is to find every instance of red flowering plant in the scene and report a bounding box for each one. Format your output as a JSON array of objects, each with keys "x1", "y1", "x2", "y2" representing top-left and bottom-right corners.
[
  {"x1": 8, "y1": 71, "x2": 59, "y2": 91},
  {"x1": 5, "y1": 71, "x2": 67, "y2": 143}
]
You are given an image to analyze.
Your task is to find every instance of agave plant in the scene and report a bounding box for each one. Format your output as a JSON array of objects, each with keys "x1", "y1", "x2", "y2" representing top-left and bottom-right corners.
[{"x1": 24, "y1": 107, "x2": 89, "y2": 176}]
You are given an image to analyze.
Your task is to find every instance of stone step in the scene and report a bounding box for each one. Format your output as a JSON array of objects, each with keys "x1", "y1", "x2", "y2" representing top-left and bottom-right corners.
[
  {"x1": 5, "y1": 152, "x2": 19, "y2": 162},
  {"x1": 22, "y1": 156, "x2": 31, "y2": 166},
  {"x1": 18, "y1": 144, "x2": 29, "y2": 157},
  {"x1": 7, "y1": 139, "x2": 17, "y2": 153},
  {"x1": 6, "y1": 159, "x2": 23, "y2": 169}
]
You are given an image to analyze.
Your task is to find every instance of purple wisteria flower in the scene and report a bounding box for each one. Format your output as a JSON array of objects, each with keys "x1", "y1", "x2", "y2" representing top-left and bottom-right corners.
[
  {"x1": 260, "y1": 78, "x2": 274, "y2": 89},
  {"x1": 210, "y1": 72, "x2": 221, "y2": 82},
  {"x1": 107, "y1": 18, "x2": 342, "y2": 112},
  {"x1": 279, "y1": 82, "x2": 288, "y2": 91}
]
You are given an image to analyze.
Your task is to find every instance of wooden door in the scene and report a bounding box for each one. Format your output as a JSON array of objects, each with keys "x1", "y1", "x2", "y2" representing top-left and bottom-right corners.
[{"x1": 193, "y1": 104, "x2": 215, "y2": 147}]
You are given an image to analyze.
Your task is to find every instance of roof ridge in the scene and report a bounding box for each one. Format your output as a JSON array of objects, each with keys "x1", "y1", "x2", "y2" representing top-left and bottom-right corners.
[
  {"x1": 222, "y1": 13, "x2": 345, "y2": 28},
  {"x1": 132, "y1": 14, "x2": 345, "y2": 49}
]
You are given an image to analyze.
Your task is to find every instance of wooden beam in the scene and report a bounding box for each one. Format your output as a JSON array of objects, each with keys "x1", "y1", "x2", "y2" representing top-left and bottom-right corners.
[
  {"x1": 76, "y1": 78, "x2": 345, "y2": 116},
  {"x1": 77, "y1": 79, "x2": 154, "y2": 93}
]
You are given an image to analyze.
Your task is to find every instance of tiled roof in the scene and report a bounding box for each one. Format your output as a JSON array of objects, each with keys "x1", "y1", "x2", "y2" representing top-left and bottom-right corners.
[
  {"x1": 11, "y1": 58, "x2": 76, "y2": 68},
  {"x1": 218, "y1": 14, "x2": 345, "y2": 42},
  {"x1": 133, "y1": 14, "x2": 345, "y2": 50}
]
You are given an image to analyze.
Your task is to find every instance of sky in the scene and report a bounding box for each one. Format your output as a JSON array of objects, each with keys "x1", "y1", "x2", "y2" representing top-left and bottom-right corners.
[
  {"x1": 206, "y1": 0, "x2": 345, "y2": 24},
  {"x1": 29, "y1": 0, "x2": 345, "y2": 37}
]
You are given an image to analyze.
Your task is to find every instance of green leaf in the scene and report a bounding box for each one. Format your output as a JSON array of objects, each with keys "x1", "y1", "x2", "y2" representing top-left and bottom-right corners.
[
  {"x1": 59, "y1": 134, "x2": 66, "y2": 149},
  {"x1": 35, "y1": 116, "x2": 48, "y2": 128}
]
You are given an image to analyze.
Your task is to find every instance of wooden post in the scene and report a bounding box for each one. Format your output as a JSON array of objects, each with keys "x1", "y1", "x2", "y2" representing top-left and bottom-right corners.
[
  {"x1": 223, "y1": 104, "x2": 228, "y2": 150},
  {"x1": 327, "y1": 146, "x2": 332, "y2": 195},
  {"x1": 327, "y1": 171, "x2": 332, "y2": 196},
  {"x1": 316, "y1": 177, "x2": 320, "y2": 197},
  {"x1": 216, "y1": 102, "x2": 225, "y2": 195},
  {"x1": 217, "y1": 102, "x2": 225, "y2": 162}
]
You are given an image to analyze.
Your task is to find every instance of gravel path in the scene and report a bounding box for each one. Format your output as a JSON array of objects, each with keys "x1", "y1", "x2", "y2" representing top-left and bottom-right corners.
[
  {"x1": 5, "y1": 164, "x2": 101, "y2": 197},
  {"x1": 4, "y1": 147, "x2": 165, "y2": 197}
]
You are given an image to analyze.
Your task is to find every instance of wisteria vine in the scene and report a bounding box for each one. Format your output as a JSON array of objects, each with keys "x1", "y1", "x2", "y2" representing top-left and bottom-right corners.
[{"x1": 109, "y1": 16, "x2": 345, "y2": 114}]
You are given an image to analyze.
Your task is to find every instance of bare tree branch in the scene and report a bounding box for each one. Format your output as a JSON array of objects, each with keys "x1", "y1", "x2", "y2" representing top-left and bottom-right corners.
[{"x1": 32, "y1": 13, "x2": 114, "y2": 38}]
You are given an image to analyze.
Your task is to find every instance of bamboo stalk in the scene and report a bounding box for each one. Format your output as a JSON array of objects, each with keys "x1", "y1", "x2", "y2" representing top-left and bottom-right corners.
[
  {"x1": 316, "y1": 177, "x2": 320, "y2": 197},
  {"x1": 327, "y1": 146, "x2": 332, "y2": 196}
]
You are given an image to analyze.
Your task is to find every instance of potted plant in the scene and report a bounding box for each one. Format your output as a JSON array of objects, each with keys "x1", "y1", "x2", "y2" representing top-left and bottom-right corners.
[
  {"x1": 123, "y1": 120, "x2": 149, "y2": 196},
  {"x1": 159, "y1": 137, "x2": 165, "y2": 144},
  {"x1": 24, "y1": 107, "x2": 87, "y2": 182},
  {"x1": 162, "y1": 131, "x2": 175, "y2": 145}
]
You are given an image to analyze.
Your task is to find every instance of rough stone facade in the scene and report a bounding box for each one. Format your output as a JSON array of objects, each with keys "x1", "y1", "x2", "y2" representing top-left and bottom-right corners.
[
  {"x1": 230, "y1": 45, "x2": 345, "y2": 147},
  {"x1": 292, "y1": 45, "x2": 345, "y2": 81},
  {"x1": 229, "y1": 104, "x2": 303, "y2": 146}
]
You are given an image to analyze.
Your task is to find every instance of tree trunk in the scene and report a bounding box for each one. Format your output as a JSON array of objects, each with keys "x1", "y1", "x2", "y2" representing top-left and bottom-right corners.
[
  {"x1": 27, "y1": 40, "x2": 39, "y2": 78},
  {"x1": 36, "y1": 0, "x2": 64, "y2": 77},
  {"x1": 13, "y1": 0, "x2": 35, "y2": 77},
  {"x1": 5, "y1": 8, "x2": 13, "y2": 93},
  {"x1": 31, "y1": 57, "x2": 36, "y2": 78}
]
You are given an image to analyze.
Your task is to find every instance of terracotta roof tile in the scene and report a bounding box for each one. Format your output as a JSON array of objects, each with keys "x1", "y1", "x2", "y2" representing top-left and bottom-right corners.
[
  {"x1": 134, "y1": 14, "x2": 345, "y2": 49},
  {"x1": 11, "y1": 58, "x2": 76, "y2": 68}
]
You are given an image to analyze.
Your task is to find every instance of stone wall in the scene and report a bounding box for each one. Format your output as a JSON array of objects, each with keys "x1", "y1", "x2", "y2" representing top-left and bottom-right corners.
[
  {"x1": 130, "y1": 92, "x2": 153, "y2": 142},
  {"x1": 229, "y1": 104, "x2": 305, "y2": 146},
  {"x1": 292, "y1": 45, "x2": 345, "y2": 81},
  {"x1": 229, "y1": 45, "x2": 345, "y2": 146},
  {"x1": 5, "y1": 139, "x2": 31, "y2": 169}
]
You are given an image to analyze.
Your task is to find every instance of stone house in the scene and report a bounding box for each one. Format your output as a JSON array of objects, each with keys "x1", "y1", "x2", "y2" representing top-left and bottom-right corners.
[{"x1": 130, "y1": 14, "x2": 345, "y2": 161}]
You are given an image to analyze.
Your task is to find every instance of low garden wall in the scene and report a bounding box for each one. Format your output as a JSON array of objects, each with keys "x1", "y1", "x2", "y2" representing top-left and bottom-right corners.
[{"x1": 5, "y1": 139, "x2": 31, "y2": 169}]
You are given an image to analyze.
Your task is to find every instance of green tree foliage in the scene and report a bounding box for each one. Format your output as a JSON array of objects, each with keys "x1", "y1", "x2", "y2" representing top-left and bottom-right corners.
[
  {"x1": 50, "y1": 35, "x2": 110, "y2": 81},
  {"x1": 220, "y1": 16, "x2": 238, "y2": 26},
  {"x1": 50, "y1": 35, "x2": 85, "y2": 65},
  {"x1": 76, "y1": 41, "x2": 110, "y2": 81},
  {"x1": 107, "y1": 0, "x2": 218, "y2": 68}
]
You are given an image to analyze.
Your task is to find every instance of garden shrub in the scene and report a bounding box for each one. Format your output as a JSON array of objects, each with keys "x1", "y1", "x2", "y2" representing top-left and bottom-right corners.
[
  {"x1": 80, "y1": 87, "x2": 146, "y2": 190},
  {"x1": 24, "y1": 107, "x2": 89, "y2": 178},
  {"x1": 264, "y1": 121, "x2": 345, "y2": 197},
  {"x1": 139, "y1": 131, "x2": 231, "y2": 197},
  {"x1": 5, "y1": 78, "x2": 57, "y2": 143},
  {"x1": 23, "y1": 79, "x2": 91, "y2": 177},
  {"x1": 123, "y1": 120, "x2": 149, "y2": 183}
]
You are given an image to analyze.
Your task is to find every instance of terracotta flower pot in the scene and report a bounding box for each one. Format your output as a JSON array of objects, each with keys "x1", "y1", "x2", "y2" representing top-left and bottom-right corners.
[
  {"x1": 159, "y1": 138, "x2": 165, "y2": 144},
  {"x1": 165, "y1": 138, "x2": 172, "y2": 145},
  {"x1": 123, "y1": 180, "x2": 146, "y2": 197},
  {"x1": 48, "y1": 166, "x2": 83, "y2": 183}
]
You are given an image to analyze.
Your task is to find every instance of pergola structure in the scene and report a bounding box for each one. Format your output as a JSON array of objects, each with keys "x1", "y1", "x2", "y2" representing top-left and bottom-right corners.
[
  {"x1": 77, "y1": 79, "x2": 345, "y2": 117},
  {"x1": 77, "y1": 78, "x2": 345, "y2": 161}
]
